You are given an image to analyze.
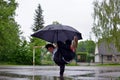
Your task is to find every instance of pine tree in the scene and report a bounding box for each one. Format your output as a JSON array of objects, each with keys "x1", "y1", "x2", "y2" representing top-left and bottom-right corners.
[
  {"x1": 30, "y1": 4, "x2": 46, "y2": 65},
  {"x1": 30, "y1": 4, "x2": 46, "y2": 46},
  {"x1": 32, "y1": 4, "x2": 44, "y2": 32}
]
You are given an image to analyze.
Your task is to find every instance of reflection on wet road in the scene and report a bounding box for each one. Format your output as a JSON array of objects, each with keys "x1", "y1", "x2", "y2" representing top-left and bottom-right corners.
[{"x1": 0, "y1": 66, "x2": 120, "y2": 80}]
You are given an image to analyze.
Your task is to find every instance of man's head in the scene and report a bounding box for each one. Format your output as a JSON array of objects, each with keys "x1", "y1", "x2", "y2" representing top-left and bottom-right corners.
[{"x1": 45, "y1": 44, "x2": 55, "y2": 53}]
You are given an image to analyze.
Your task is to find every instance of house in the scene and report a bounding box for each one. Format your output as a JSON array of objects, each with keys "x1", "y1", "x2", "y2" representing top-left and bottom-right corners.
[{"x1": 95, "y1": 42, "x2": 120, "y2": 63}]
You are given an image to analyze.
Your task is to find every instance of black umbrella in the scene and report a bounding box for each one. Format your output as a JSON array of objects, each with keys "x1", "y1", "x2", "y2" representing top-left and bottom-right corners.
[{"x1": 31, "y1": 24, "x2": 82, "y2": 43}]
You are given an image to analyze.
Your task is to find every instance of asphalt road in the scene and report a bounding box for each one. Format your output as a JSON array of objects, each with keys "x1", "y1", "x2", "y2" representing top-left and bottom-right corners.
[{"x1": 0, "y1": 65, "x2": 120, "y2": 80}]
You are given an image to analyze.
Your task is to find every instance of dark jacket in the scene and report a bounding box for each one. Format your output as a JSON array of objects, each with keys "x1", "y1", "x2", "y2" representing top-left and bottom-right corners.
[{"x1": 53, "y1": 41, "x2": 75, "y2": 65}]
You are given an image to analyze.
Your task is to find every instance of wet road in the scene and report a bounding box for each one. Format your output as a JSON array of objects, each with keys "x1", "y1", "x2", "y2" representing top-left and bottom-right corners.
[{"x1": 0, "y1": 65, "x2": 120, "y2": 80}]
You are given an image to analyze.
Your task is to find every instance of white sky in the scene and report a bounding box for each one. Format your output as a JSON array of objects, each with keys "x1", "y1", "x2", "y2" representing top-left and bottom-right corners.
[{"x1": 15, "y1": 0, "x2": 95, "y2": 41}]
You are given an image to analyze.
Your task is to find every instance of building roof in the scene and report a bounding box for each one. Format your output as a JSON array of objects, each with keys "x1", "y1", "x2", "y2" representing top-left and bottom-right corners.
[{"x1": 98, "y1": 42, "x2": 120, "y2": 55}]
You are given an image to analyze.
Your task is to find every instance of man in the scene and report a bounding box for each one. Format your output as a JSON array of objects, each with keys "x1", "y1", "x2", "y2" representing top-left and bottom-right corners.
[{"x1": 45, "y1": 36, "x2": 78, "y2": 76}]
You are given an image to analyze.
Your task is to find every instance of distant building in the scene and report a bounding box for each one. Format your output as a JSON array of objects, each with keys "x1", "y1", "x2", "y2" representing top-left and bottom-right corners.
[{"x1": 95, "y1": 42, "x2": 120, "y2": 63}]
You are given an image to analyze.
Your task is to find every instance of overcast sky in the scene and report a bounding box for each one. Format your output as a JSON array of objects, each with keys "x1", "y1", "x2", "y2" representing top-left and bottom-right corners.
[{"x1": 15, "y1": 0, "x2": 95, "y2": 41}]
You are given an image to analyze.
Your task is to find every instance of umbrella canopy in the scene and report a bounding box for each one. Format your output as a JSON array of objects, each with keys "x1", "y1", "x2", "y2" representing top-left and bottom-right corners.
[{"x1": 31, "y1": 24, "x2": 82, "y2": 43}]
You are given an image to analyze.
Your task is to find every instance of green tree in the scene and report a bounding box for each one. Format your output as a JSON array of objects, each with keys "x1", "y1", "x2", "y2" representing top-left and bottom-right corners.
[
  {"x1": 76, "y1": 40, "x2": 95, "y2": 62},
  {"x1": 32, "y1": 4, "x2": 44, "y2": 32},
  {"x1": 30, "y1": 4, "x2": 45, "y2": 46},
  {"x1": 30, "y1": 4, "x2": 46, "y2": 65},
  {"x1": 14, "y1": 39, "x2": 33, "y2": 65},
  {"x1": 0, "y1": 0, "x2": 21, "y2": 62},
  {"x1": 77, "y1": 41, "x2": 86, "y2": 52},
  {"x1": 77, "y1": 40, "x2": 95, "y2": 53},
  {"x1": 92, "y1": 0, "x2": 120, "y2": 51}
]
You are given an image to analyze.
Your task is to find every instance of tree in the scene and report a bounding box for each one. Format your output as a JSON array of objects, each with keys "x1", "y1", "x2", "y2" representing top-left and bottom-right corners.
[
  {"x1": 30, "y1": 4, "x2": 46, "y2": 65},
  {"x1": 0, "y1": 0, "x2": 21, "y2": 62},
  {"x1": 32, "y1": 4, "x2": 44, "y2": 32},
  {"x1": 76, "y1": 40, "x2": 95, "y2": 62},
  {"x1": 30, "y1": 4, "x2": 45, "y2": 46},
  {"x1": 77, "y1": 41, "x2": 86, "y2": 52},
  {"x1": 77, "y1": 40, "x2": 95, "y2": 54},
  {"x1": 92, "y1": 0, "x2": 120, "y2": 51},
  {"x1": 14, "y1": 40, "x2": 33, "y2": 65}
]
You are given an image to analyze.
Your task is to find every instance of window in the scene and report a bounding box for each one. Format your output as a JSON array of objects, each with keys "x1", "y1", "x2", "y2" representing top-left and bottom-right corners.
[{"x1": 107, "y1": 55, "x2": 112, "y2": 61}]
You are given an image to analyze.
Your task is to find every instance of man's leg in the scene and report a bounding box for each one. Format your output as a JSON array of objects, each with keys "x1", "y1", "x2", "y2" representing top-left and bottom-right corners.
[
  {"x1": 59, "y1": 64, "x2": 65, "y2": 77},
  {"x1": 61, "y1": 49, "x2": 75, "y2": 62}
]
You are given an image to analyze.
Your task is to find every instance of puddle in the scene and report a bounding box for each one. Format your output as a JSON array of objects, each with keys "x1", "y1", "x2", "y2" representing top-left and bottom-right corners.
[
  {"x1": 0, "y1": 66, "x2": 120, "y2": 80},
  {"x1": 0, "y1": 75, "x2": 73, "y2": 80},
  {"x1": 0, "y1": 71, "x2": 120, "y2": 80},
  {"x1": 0, "y1": 72, "x2": 73, "y2": 80},
  {"x1": 73, "y1": 71, "x2": 120, "y2": 80}
]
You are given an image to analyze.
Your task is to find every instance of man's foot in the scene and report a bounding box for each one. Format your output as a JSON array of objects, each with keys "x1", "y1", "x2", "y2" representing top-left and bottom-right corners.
[
  {"x1": 60, "y1": 75, "x2": 64, "y2": 80},
  {"x1": 60, "y1": 74, "x2": 63, "y2": 77}
]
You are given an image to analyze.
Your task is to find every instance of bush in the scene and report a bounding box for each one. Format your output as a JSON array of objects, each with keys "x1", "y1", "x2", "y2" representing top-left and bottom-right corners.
[{"x1": 77, "y1": 52, "x2": 88, "y2": 62}]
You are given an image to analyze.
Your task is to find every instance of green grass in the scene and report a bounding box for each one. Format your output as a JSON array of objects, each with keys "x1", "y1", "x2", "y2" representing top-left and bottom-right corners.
[
  {"x1": 96, "y1": 63, "x2": 120, "y2": 66},
  {"x1": 66, "y1": 60, "x2": 79, "y2": 66},
  {"x1": 0, "y1": 62, "x2": 17, "y2": 65},
  {"x1": 41, "y1": 60, "x2": 54, "y2": 65}
]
